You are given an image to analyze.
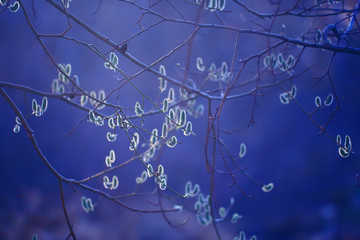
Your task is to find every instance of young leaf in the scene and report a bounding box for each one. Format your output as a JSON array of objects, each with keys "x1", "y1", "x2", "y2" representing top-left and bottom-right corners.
[
  {"x1": 90, "y1": 91, "x2": 97, "y2": 105},
  {"x1": 58, "y1": 64, "x2": 65, "y2": 82},
  {"x1": 195, "y1": 104, "x2": 204, "y2": 117},
  {"x1": 158, "y1": 65, "x2": 167, "y2": 92},
  {"x1": 129, "y1": 139, "x2": 137, "y2": 151},
  {"x1": 135, "y1": 101, "x2": 144, "y2": 117},
  {"x1": 270, "y1": 53, "x2": 278, "y2": 69},
  {"x1": 108, "y1": 117, "x2": 115, "y2": 129},
  {"x1": 194, "y1": 201, "x2": 201, "y2": 213},
  {"x1": 150, "y1": 129, "x2": 158, "y2": 145},
  {"x1": 35, "y1": 104, "x2": 42, "y2": 117},
  {"x1": 206, "y1": 0, "x2": 217, "y2": 11},
  {"x1": 109, "y1": 149, "x2": 115, "y2": 162},
  {"x1": 198, "y1": 193, "x2": 205, "y2": 205},
  {"x1": 98, "y1": 90, "x2": 106, "y2": 101},
  {"x1": 162, "y1": 98, "x2": 169, "y2": 112},
  {"x1": 178, "y1": 109, "x2": 186, "y2": 127},
  {"x1": 159, "y1": 178, "x2": 167, "y2": 190},
  {"x1": 134, "y1": 132, "x2": 139, "y2": 146},
  {"x1": 183, "y1": 121, "x2": 193, "y2": 136},
  {"x1": 58, "y1": 84, "x2": 65, "y2": 94},
  {"x1": 159, "y1": 77, "x2": 167, "y2": 93},
  {"x1": 15, "y1": 116, "x2": 21, "y2": 125},
  {"x1": 106, "y1": 132, "x2": 117, "y2": 142},
  {"x1": 147, "y1": 164, "x2": 154, "y2": 177},
  {"x1": 315, "y1": 96, "x2": 321, "y2": 107},
  {"x1": 336, "y1": 135, "x2": 341, "y2": 145},
  {"x1": 32, "y1": 99, "x2": 38, "y2": 115},
  {"x1": 161, "y1": 123, "x2": 168, "y2": 138},
  {"x1": 115, "y1": 115, "x2": 122, "y2": 127},
  {"x1": 290, "y1": 85, "x2": 297, "y2": 98},
  {"x1": 13, "y1": 124, "x2": 20, "y2": 133},
  {"x1": 141, "y1": 170, "x2": 148, "y2": 181},
  {"x1": 230, "y1": 213, "x2": 242, "y2": 223},
  {"x1": 196, "y1": 57, "x2": 205, "y2": 71},
  {"x1": 221, "y1": 61, "x2": 228, "y2": 77},
  {"x1": 135, "y1": 176, "x2": 144, "y2": 184},
  {"x1": 338, "y1": 147, "x2": 350, "y2": 158},
  {"x1": 61, "y1": 0, "x2": 71, "y2": 8},
  {"x1": 81, "y1": 196, "x2": 94, "y2": 213},
  {"x1": 239, "y1": 143, "x2": 246, "y2": 158},
  {"x1": 192, "y1": 184, "x2": 200, "y2": 196},
  {"x1": 112, "y1": 53, "x2": 119, "y2": 66},
  {"x1": 279, "y1": 93, "x2": 290, "y2": 104},
  {"x1": 65, "y1": 63, "x2": 71, "y2": 76},
  {"x1": 166, "y1": 135, "x2": 177, "y2": 148},
  {"x1": 41, "y1": 97, "x2": 48, "y2": 113},
  {"x1": 157, "y1": 164, "x2": 164, "y2": 176},
  {"x1": 185, "y1": 181, "x2": 192, "y2": 195},
  {"x1": 344, "y1": 135, "x2": 352, "y2": 152},
  {"x1": 8, "y1": 1, "x2": 19, "y2": 12},
  {"x1": 315, "y1": 29, "x2": 323, "y2": 43},
  {"x1": 96, "y1": 116, "x2": 104, "y2": 126},
  {"x1": 239, "y1": 231, "x2": 246, "y2": 240},
  {"x1": 146, "y1": 146, "x2": 156, "y2": 159},
  {"x1": 219, "y1": 207, "x2": 226, "y2": 218},
  {"x1": 218, "y1": 0, "x2": 226, "y2": 11},
  {"x1": 80, "y1": 94, "x2": 88, "y2": 106},
  {"x1": 159, "y1": 64, "x2": 166, "y2": 75},
  {"x1": 262, "y1": 183, "x2": 274, "y2": 192},
  {"x1": 110, "y1": 52, "x2": 115, "y2": 63},
  {"x1": 167, "y1": 109, "x2": 175, "y2": 125},
  {"x1": 105, "y1": 156, "x2": 111, "y2": 168},
  {"x1": 88, "y1": 110, "x2": 96, "y2": 122},
  {"x1": 86, "y1": 198, "x2": 94, "y2": 211},
  {"x1": 104, "y1": 62, "x2": 111, "y2": 69},
  {"x1": 287, "y1": 55, "x2": 296, "y2": 68},
  {"x1": 204, "y1": 210, "x2": 212, "y2": 222},
  {"x1": 110, "y1": 52, "x2": 118, "y2": 67},
  {"x1": 60, "y1": 68, "x2": 69, "y2": 84},
  {"x1": 111, "y1": 176, "x2": 119, "y2": 189},
  {"x1": 103, "y1": 176, "x2": 111, "y2": 189},
  {"x1": 196, "y1": 214, "x2": 208, "y2": 226},
  {"x1": 208, "y1": 63, "x2": 217, "y2": 81},
  {"x1": 81, "y1": 196, "x2": 89, "y2": 213},
  {"x1": 52, "y1": 79, "x2": 59, "y2": 93},
  {"x1": 165, "y1": 89, "x2": 174, "y2": 103},
  {"x1": 324, "y1": 93, "x2": 333, "y2": 106}
]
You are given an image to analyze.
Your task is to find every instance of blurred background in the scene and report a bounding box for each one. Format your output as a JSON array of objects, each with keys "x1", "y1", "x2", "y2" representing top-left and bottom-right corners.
[{"x1": 0, "y1": 0, "x2": 360, "y2": 239}]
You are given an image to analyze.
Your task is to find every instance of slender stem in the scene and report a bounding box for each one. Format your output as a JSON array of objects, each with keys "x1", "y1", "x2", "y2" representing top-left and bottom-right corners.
[{"x1": 59, "y1": 180, "x2": 76, "y2": 240}]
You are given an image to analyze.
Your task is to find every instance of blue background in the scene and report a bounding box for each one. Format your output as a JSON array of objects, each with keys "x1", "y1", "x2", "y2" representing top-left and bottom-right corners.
[{"x1": 0, "y1": 0, "x2": 360, "y2": 239}]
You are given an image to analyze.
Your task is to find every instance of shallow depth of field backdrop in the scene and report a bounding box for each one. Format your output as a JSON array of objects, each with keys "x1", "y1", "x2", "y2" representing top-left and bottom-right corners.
[{"x1": 0, "y1": 0, "x2": 360, "y2": 239}]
